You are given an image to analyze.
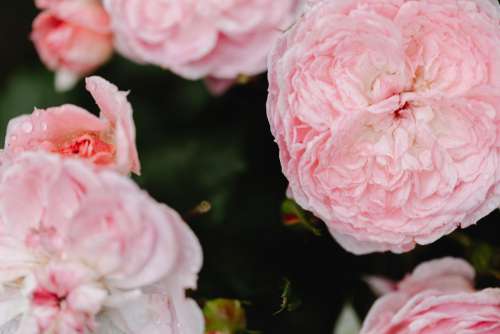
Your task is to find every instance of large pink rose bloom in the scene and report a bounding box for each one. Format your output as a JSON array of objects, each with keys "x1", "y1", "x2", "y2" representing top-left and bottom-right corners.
[
  {"x1": 267, "y1": 0, "x2": 500, "y2": 254},
  {"x1": 103, "y1": 0, "x2": 301, "y2": 81},
  {"x1": 0, "y1": 152, "x2": 204, "y2": 334},
  {"x1": 360, "y1": 258, "x2": 500, "y2": 333},
  {"x1": 32, "y1": 0, "x2": 114, "y2": 91},
  {"x1": 4, "y1": 76, "x2": 140, "y2": 175}
]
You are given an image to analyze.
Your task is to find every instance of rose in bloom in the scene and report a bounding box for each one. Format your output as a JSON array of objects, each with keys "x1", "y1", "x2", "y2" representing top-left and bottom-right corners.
[
  {"x1": 0, "y1": 152, "x2": 204, "y2": 334},
  {"x1": 4, "y1": 76, "x2": 140, "y2": 175},
  {"x1": 103, "y1": 0, "x2": 301, "y2": 83},
  {"x1": 32, "y1": 0, "x2": 114, "y2": 91},
  {"x1": 267, "y1": 0, "x2": 500, "y2": 254},
  {"x1": 360, "y1": 257, "x2": 500, "y2": 333}
]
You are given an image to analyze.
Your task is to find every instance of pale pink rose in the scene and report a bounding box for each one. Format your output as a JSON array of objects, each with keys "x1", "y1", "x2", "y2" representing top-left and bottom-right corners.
[
  {"x1": 0, "y1": 152, "x2": 204, "y2": 334},
  {"x1": 103, "y1": 0, "x2": 301, "y2": 83},
  {"x1": 360, "y1": 258, "x2": 500, "y2": 334},
  {"x1": 4, "y1": 76, "x2": 140, "y2": 175},
  {"x1": 32, "y1": 0, "x2": 114, "y2": 91},
  {"x1": 267, "y1": 0, "x2": 500, "y2": 254}
]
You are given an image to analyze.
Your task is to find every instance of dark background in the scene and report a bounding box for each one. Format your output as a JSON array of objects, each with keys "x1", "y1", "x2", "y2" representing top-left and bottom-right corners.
[{"x1": 1, "y1": 3, "x2": 498, "y2": 333}]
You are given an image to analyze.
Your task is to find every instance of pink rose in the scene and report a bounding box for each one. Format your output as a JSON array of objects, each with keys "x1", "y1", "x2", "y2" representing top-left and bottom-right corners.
[
  {"x1": 360, "y1": 258, "x2": 500, "y2": 333},
  {"x1": 103, "y1": 0, "x2": 301, "y2": 82},
  {"x1": 35, "y1": 0, "x2": 65, "y2": 8},
  {"x1": 267, "y1": 0, "x2": 500, "y2": 254},
  {"x1": 0, "y1": 152, "x2": 204, "y2": 334},
  {"x1": 4, "y1": 76, "x2": 140, "y2": 175},
  {"x1": 32, "y1": 0, "x2": 114, "y2": 91}
]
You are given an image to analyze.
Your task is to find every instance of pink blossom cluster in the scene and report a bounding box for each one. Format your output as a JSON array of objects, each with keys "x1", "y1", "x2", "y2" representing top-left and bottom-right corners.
[
  {"x1": 31, "y1": 0, "x2": 303, "y2": 92},
  {"x1": 267, "y1": 0, "x2": 500, "y2": 254},
  {"x1": 0, "y1": 77, "x2": 204, "y2": 333},
  {"x1": 24, "y1": 0, "x2": 500, "y2": 332},
  {"x1": 361, "y1": 258, "x2": 500, "y2": 333}
]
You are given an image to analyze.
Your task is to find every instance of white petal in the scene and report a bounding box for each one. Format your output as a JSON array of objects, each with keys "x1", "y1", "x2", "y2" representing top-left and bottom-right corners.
[
  {"x1": 333, "y1": 303, "x2": 361, "y2": 334},
  {"x1": 55, "y1": 70, "x2": 80, "y2": 92}
]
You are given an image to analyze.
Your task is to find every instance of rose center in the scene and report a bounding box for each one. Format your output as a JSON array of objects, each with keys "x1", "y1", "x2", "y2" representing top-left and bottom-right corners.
[
  {"x1": 56, "y1": 133, "x2": 115, "y2": 165},
  {"x1": 393, "y1": 102, "x2": 409, "y2": 119},
  {"x1": 32, "y1": 288, "x2": 64, "y2": 308}
]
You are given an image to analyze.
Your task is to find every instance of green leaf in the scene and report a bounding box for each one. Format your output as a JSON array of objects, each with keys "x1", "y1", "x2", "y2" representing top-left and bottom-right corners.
[{"x1": 281, "y1": 199, "x2": 322, "y2": 236}]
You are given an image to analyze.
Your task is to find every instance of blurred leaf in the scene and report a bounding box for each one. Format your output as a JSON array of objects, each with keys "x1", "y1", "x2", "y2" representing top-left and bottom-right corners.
[
  {"x1": 469, "y1": 242, "x2": 494, "y2": 273},
  {"x1": 333, "y1": 303, "x2": 361, "y2": 334},
  {"x1": 450, "y1": 232, "x2": 500, "y2": 280},
  {"x1": 0, "y1": 69, "x2": 73, "y2": 144},
  {"x1": 138, "y1": 134, "x2": 246, "y2": 220}
]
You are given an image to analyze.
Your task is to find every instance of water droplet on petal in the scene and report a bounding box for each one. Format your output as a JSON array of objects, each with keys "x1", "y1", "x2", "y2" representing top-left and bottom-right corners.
[
  {"x1": 41, "y1": 122, "x2": 48, "y2": 131},
  {"x1": 10, "y1": 135, "x2": 17, "y2": 142},
  {"x1": 22, "y1": 121, "x2": 33, "y2": 133}
]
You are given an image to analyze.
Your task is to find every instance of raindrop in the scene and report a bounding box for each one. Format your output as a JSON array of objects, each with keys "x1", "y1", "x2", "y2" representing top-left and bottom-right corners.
[
  {"x1": 41, "y1": 122, "x2": 48, "y2": 131},
  {"x1": 10, "y1": 135, "x2": 17, "y2": 142}
]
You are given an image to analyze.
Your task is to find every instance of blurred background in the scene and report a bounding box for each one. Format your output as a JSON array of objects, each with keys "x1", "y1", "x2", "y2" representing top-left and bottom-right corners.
[{"x1": 1, "y1": 3, "x2": 499, "y2": 333}]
